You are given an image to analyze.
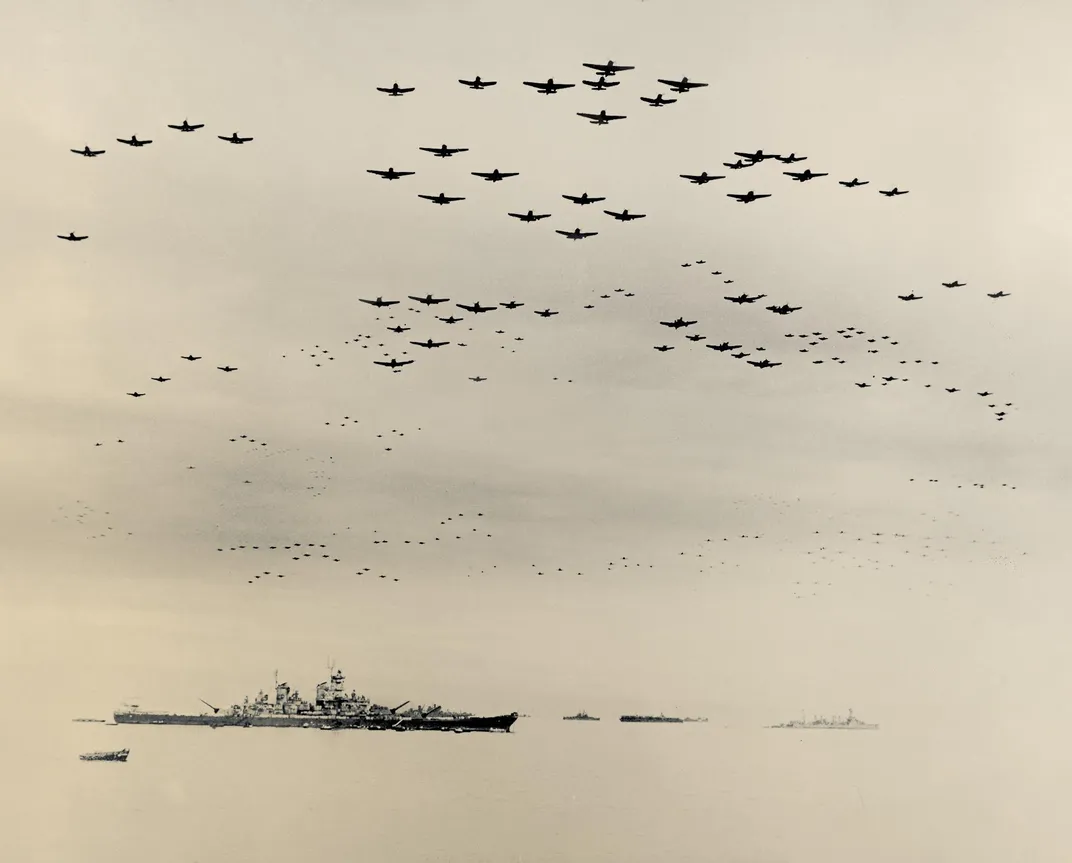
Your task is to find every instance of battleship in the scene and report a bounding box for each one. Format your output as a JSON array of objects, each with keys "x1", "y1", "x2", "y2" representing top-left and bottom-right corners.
[
  {"x1": 766, "y1": 709, "x2": 878, "y2": 730},
  {"x1": 620, "y1": 714, "x2": 684, "y2": 723},
  {"x1": 80, "y1": 749, "x2": 129, "y2": 762},
  {"x1": 563, "y1": 711, "x2": 600, "y2": 721},
  {"x1": 113, "y1": 668, "x2": 519, "y2": 733}
]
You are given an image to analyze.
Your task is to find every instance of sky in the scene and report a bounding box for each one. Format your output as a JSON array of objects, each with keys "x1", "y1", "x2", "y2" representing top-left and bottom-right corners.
[{"x1": 2, "y1": 0, "x2": 1071, "y2": 730}]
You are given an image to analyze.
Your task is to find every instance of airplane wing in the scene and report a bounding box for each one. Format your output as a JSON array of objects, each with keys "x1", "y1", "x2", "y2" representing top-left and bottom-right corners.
[
  {"x1": 656, "y1": 79, "x2": 679, "y2": 86},
  {"x1": 191, "y1": 124, "x2": 205, "y2": 129},
  {"x1": 522, "y1": 82, "x2": 546, "y2": 89},
  {"x1": 580, "y1": 231, "x2": 597, "y2": 237},
  {"x1": 444, "y1": 196, "x2": 465, "y2": 202},
  {"x1": 577, "y1": 113, "x2": 600, "y2": 120},
  {"x1": 417, "y1": 195, "x2": 436, "y2": 201},
  {"x1": 498, "y1": 172, "x2": 519, "y2": 178},
  {"x1": 603, "y1": 210, "x2": 622, "y2": 218},
  {"x1": 727, "y1": 194, "x2": 747, "y2": 200},
  {"x1": 367, "y1": 170, "x2": 388, "y2": 176},
  {"x1": 167, "y1": 124, "x2": 181, "y2": 129}
]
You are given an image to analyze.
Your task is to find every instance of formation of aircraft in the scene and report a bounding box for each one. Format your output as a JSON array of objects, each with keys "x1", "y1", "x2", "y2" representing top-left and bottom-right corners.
[{"x1": 377, "y1": 83, "x2": 415, "y2": 96}]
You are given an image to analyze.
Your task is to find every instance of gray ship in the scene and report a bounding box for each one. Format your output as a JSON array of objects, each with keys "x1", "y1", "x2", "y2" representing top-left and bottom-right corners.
[
  {"x1": 113, "y1": 668, "x2": 518, "y2": 733},
  {"x1": 563, "y1": 711, "x2": 600, "y2": 721},
  {"x1": 766, "y1": 708, "x2": 878, "y2": 730}
]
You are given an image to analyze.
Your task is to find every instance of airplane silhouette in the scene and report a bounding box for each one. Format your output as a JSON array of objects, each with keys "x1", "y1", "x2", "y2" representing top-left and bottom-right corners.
[
  {"x1": 419, "y1": 144, "x2": 468, "y2": 157},
  {"x1": 583, "y1": 76, "x2": 619, "y2": 90},
  {"x1": 377, "y1": 83, "x2": 415, "y2": 96},
  {"x1": 725, "y1": 294, "x2": 766, "y2": 304},
  {"x1": 727, "y1": 191, "x2": 771, "y2": 203},
  {"x1": 410, "y1": 339, "x2": 450, "y2": 349},
  {"x1": 839, "y1": 178, "x2": 869, "y2": 187},
  {"x1": 360, "y1": 297, "x2": 400, "y2": 307},
  {"x1": 469, "y1": 376, "x2": 487, "y2": 382},
  {"x1": 374, "y1": 358, "x2": 414, "y2": 369},
  {"x1": 471, "y1": 169, "x2": 519, "y2": 182},
  {"x1": 534, "y1": 309, "x2": 559, "y2": 317},
  {"x1": 577, "y1": 110, "x2": 626, "y2": 125},
  {"x1": 898, "y1": 293, "x2": 922, "y2": 301},
  {"x1": 418, "y1": 192, "x2": 465, "y2": 205},
  {"x1": 58, "y1": 232, "x2": 87, "y2": 241},
  {"x1": 556, "y1": 228, "x2": 598, "y2": 240},
  {"x1": 735, "y1": 150, "x2": 779, "y2": 162},
  {"x1": 657, "y1": 77, "x2": 708, "y2": 92},
  {"x1": 71, "y1": 145, "x2": 105, "y2": 157},
  {"x1": 408, "y1": 294, "x2": 450, "y2": 305},
  {"x1": 117, "y1": 135, "x2": 152, "y2": 147},
  {"x1": 456, "y1": 302, "x2": 496, "y2": 314},
  {"x1": 500, "y1": 301, "x2": 524, "y2": 309},
  {"x1": 660, "y1": 318, "x2": 697, "y2": 329},
  {"x1": 508, "y1": 210, "x2": 551, "y2": 221},
  {"x1": 604, "y1": 209, "x2": 646, "y2": 221},
  {"x1": 127, "y1": 392, "x2": 145, "y2": 397},
  {"x1": 766, "y1": 304, "x2": 802, "y2": 315},
  {"x1": 748, "y1": 359, "x2": 782, "y2": 368},
  {"x1": 523, "y1": 78, "x2": 575, "y2": 94},
  {"x1": 941, "y1": 281, "x2": 965, "y2": 288},
  {"x1": 218, "y1": 132, "x2": 253, "y2": 144},
  {"x1": 181, "y1": 355, "x2": 201, "y2": 361},
  {"x1": 150, "y1": 376, "x2": 170, "y2": 382},
  {"x1": 680, "y1": 172, "x2": 724, "y2": 184},
  {"x1": 459, "y1": 76, "x2": 496, "y2": 89},
  {"x1": 583, "y1": 60, "x2": 635, "y2": 76},
  {"x1": 640, "y1": 94, "x2": 677, "y2": 107},
  {"x1": 653, "y1": 345, "x2": 674, "y2": 352},
  {"x1": 167, "y1": 119, "x2": 204, "y2": 132},
  {"x1": 437, "y1": 316, "x2": 463, "y2": 324},
  {"x1": 987, "y1": 291, "x2": 1010, "y2": 298},
  {"x1": 879, "y1": 187, "x2": 908, "y2": 196},
  {"x1": 387, "y1": 325, "x2": 410, "y2": 333},
  {"x1": 707, "y1": 342, "x2": 742, "y2": 352},
  {"x1": 217, "y1": 366, "x2": 237, "y2": 372},
  {"x1": 784, "y1": 169, "x2": 828, "y2": 182},
  {"x1": 776, "y1": 153, "x2": 806, "y2": 163},
  {"x1": 367, "y1": 167, "x2": 415, "y2": 180},
  {"x1": 563, "y1": 192, "x2": 605, "y2": 205}
]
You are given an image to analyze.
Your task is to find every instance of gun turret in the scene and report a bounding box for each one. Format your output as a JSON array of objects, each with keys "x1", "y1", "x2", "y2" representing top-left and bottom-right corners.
[
  {"x1": 421, "y1": 704, "x2": 442, "y2": 718},
  {"x1": 390, "y1": 700, "x2": 410, "y2": 714},
  {"x1": 199, "y1": 698, "x2": 220, "y2": 714}
]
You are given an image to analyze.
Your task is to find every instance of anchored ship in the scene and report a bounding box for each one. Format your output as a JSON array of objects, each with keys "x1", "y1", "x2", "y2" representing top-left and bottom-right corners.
[
  {"x1": 563, "y1": 711, "x2": 600, "y2": 721},
  {"x1": 620, "y1": 714, "x2": 684, "y2": 723},
  {"x1": 766, "y1": 708, "x2": 878, "y2": 730},
  {"x1": 80, "y1": 749, "x2": 129, "y2": 762},
  {"x1": 113, "y1": 668, "x2": 518, "y2": 733}
]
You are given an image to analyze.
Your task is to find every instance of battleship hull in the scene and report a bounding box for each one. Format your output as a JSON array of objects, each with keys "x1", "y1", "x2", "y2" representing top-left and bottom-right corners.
[
  {"x1": 620, "y1": 715, "x2": 684, "y2": 723},
  {"x1": 114, "y1": 711, "x2": 519, "y2": 732}
]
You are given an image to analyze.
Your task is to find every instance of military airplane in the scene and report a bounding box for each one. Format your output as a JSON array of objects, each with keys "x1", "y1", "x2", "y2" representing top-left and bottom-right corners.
[
  {"x1": 167, "y1": 119, "x2": 204, "y2": 132},
  {"x1": 374, "y1": 358, "x2": 414, "y2": 368},
  {"x1": 523, "y1": 78, "x2": 575, "y2": 94},
  {"x1": 408, "y1": 294, "x2": 450, "y2": 305},
  {"x1": 410, "y1": 339, "x2": 450, "y2": 349},
  {"x1": 723, "y1": 160, "x2": 753, "y2": 170},
  {"x1": 839, "y1": 178, "x2": 869, "y2": 187},
  {"x1": 987, "y1": 291, "x2": 1010, "y2": 298},
  {"x1": 181, "y1": 355, "x2": 201, "y2": 361},
  {"x1": 471, "y1": 169, "x2": 519, "y2": 182},
  {"x1": 387, "y1": 325, "x2": 410, "y2": 333},
  {"x1": 766, "y1": 304, "x2": 801, "y2": 315},
  {"x1": 734, "y1": 150, "x2": 779, "y2": 162},
  {"x1": 727, "y1": 191, "x2": 771, "y2": 203},
  {"x1": 583, "y1": 76, "x2": 619, "y2": 90},
  {"x1": 217, "y1": 366, "x2": 238, "y2": 372},
  {"x1": 360, "y1": 297, "x2": 400, "y2": 307},
  {"x1": 508, "y1": 210, "x2": 551, "y2": 221},
  {"x1": 898, "y1": 293, "x2": 922, "y2": 301},
  {"x1": 725, "y1": 293, "x2": 766, "y2": 304},
  {"x1": 418, "y1": 192, "x2": 465, "y2": 205},
  {"x1": 117, "y1": 135, "x2": 152, "y2": 147},
  {"x1": 577, "y1": 110, "x2": 626, "y2": 125},
  {"x1": 776, "y1": 153, "x2": 806, "y2": 163},
  {"x1": 653, "y1": 345, "x2": 674, "y2": 352},
  {"x1": 680, "y1": 172, "x2": 725, "y2": 184},
  {"x1": 556, "y1": 228, "x2": 598, "y2": 240},
  {"x1": 377, "y1": 83, "x2": 415, "y2": 96},
  {"x1": 367, "y1": 167, "x2": 415, "y2": 180},
  {"x1": 855, "y1": 383, "x2": 872, "y2": 388},
  {"x1": 534, "y1": 309, "x2": 559, "y2": 317},
  {"x1": 459, "y1": 76, "x2": 496, "y2": 89},
  {"x1": 71, "y1": 145, "x2": 105, "y2": 157},
  {"x1": 941, "y1": 281, "x2": 965, "y2": 288},
  {"x1": 879, "y1": 187, "x2": 909, "y2": 196},
  {"x1": 563, "y1": 192, "x2": 605, "y2": 205},
  {"x1": 660, "y1": 318, "x2": 697, "y2": 329},
  {"x1": 456, "y1": 302, "x2": 497, "y2": 314},
  {"x1": 58, "y1": 232, "x2": 87, "y2": 241},
  {"x1": 748, "y1": 359, "x2": 782, "y2": 368},
  {"x1": 150, "y1": 376, "x2": 170, "y2": 382},
  {"x1": 784, "y1": 169, "x2": 828, "y2": 182},
  {"x1": 127, "y1": 392, "x2": 145, "y2": 398},
  {"x1": 218, "y1": 132, "x2": 253, "y2": 144},
  {"x1": 640, "y1": 94, "x2": 677, "y2": 107},
  {"x1": 419, "y1": 144, "x2": 469, "y2": 157},
  {"x1": 945, "y1": 388, "x2": 960, "y2": 393},
  {"x1": 707, "y1": 342, "x2": 742, "y2": 352},
  {"x1": 604, "y1": 209, "x2": 646, "y2": 221},
  {"x1": 583, "y1": 60, "x2": 635, "y2": 76},
  {"x1": 686, "y1": 334, "x2": 706, "y2": 342},
  {"x1": 731, "y1": 352, "x2": 750, "y2": 359},
  {"x1": 500, "y1": 301, "x2": 524, "y2": 309},
  {"x1": 437, "y1": 315, "x2": 463, "y2": 324},
  {"x1": 469, "y1": 376, "x2": 487, "y2": 382},
  {"x1": 657, "y1": 77, "x2": 709, "y2": 92}
]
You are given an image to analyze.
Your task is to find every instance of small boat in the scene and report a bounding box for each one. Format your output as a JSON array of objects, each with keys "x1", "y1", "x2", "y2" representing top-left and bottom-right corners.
[{"x1": 80, "y1": 748, "x2": 130, "y2": 762}]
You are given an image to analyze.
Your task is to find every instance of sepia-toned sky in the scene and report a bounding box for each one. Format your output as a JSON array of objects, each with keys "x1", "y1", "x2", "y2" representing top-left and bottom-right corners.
[{"x1": 2, "y1": 0, "x2": 1071, "y2": 728}]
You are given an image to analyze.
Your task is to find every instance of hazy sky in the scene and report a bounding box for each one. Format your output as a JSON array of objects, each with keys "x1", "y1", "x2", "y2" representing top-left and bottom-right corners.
[{"x1": 2, "y1": 0, "x2": 1071, "y2": 726}]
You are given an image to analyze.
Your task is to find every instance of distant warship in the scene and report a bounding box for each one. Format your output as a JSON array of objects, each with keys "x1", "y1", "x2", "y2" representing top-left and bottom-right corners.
[
  {"x1": 766, "y1": 708, "x2": 878, "y2": 730},
  {"x1": 620, "y1": 714, "x2": 684, "y2": 723},
  {"x1": 563, "y1": 711, "x2": 600, "y2": 721},
  {"x1": 80, "y1": 749, "x2": 129, "y2": 762},
  {"x1": 112, "y1": 668, "x2": 518, "y2": 733}
]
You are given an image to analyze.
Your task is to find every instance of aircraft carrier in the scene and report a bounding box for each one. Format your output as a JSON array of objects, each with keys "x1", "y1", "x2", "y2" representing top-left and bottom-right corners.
[
  {"x1": 766, "y1": 709, "x2": 878, "y2": 730},
  {"x1": 113, "y1": 668, "x2": 518, "y2": 732}
]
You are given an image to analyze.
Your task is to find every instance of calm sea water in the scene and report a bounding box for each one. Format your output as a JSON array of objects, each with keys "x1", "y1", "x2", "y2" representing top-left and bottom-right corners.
[{"x1": 6, "y1": 717, "x2": 1065, "y2": 862}]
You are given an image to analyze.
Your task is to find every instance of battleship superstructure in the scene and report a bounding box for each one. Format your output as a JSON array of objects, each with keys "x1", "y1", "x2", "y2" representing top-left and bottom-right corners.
[
  {"x1": 563, "y1": 711, "x2": 600, "y2": 721},
  {"x1": 113, "y1": 669, "x2": 518, "y2": 732},
  {"x1": 766, "y1": 708, "x2": 878, "y2": 730}
]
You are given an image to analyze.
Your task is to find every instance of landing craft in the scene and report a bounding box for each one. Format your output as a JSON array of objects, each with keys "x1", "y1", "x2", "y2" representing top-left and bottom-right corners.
[
  {"x1": 657, "y1": 77, "x2": 709, "y2": 92},
  {"x1": 367, "y1": 168, "x2": 415, "y2": 180},
  {"x1": 377, "y1": 83, "x2": 415, "y2": 96},
  {"x1": 523, "y1": 79, "x2": 575, "y2": 94},
  {"x1": 418, "y1": 192, "x2": 465, "y2": 205},
  {"x1": 680, "y1": 172, "x2": 724, "y2": 184},
  {"x1": 218, "y1": 132, "x2": 253, "y2": 144},
  {"x1": 167, "y1": 119, "x2": 204, "y2": 132},
  {"x1": 577, "y1": 110, "x2": 626, "y2": 125}
]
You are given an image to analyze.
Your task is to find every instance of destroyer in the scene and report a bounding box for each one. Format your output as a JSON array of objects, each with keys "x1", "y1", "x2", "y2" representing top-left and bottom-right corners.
[
  {"x1": 766, "y1": 708, "x2": 878, "y2": 730},
  {"x1": 113, "y1": 668, "x2": 518, "y2": 732},
  {"x1": 563, "y1": 711, "x2": 600, "y2": 721},
  {"x1": 80, "y1": 749, "x2": 129, "y2": 762},
  {"x1": 620, "y1": 714, "x2": 684, "y2": 723}
]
